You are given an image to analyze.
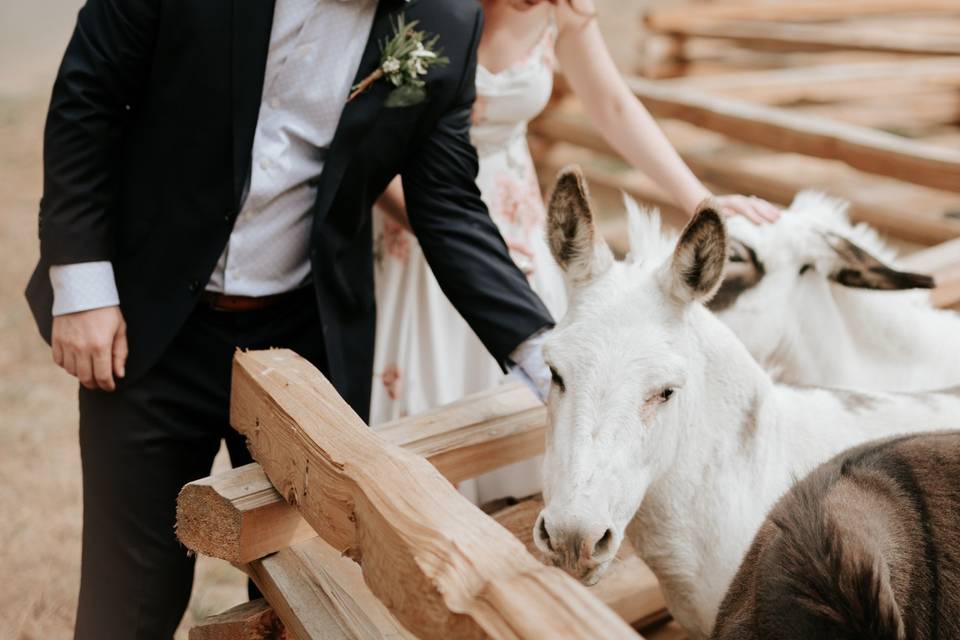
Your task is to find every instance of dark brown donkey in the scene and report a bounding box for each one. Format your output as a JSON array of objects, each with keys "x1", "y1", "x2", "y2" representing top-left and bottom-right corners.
[{"x1": 711, "y1": 432, "x2": 960, "y2": 640}]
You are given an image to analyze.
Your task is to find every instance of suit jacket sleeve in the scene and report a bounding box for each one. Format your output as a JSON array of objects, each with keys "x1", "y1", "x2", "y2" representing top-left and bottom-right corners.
[
  {"x1": 39, "y1": 0, "x2": 160, "y2": 266},
  {"x1": 400, "y1": 8, "x2": 554, "y2": 369}
]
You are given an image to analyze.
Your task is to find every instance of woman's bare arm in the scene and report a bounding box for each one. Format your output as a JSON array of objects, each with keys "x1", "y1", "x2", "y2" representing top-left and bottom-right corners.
[{"x1": 554, "y1": 0, "x2": 779, "y2": 223}]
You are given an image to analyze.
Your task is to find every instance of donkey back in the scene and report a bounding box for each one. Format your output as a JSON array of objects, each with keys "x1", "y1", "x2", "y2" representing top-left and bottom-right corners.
[{"x1": 712, "y1": 432, "x2": 960, "y2": 640}]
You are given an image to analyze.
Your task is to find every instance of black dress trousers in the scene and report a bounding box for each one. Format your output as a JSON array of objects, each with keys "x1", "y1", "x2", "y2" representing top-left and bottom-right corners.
[{"x1": 74, "y1": 289, "x2": 326, "y2": 639}]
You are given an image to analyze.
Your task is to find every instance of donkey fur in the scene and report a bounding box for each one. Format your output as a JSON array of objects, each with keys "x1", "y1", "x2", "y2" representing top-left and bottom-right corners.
[{"x1": 713, "y1": 432, "x2": 960, "y2": 640}]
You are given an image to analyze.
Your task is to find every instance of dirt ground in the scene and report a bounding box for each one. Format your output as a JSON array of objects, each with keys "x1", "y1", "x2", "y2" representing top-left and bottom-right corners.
[{"x1": 0, "y1": 0, "x2": 653, "y2": 637}]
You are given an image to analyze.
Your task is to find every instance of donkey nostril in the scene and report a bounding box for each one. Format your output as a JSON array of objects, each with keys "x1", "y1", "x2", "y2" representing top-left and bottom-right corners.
[
  {"x1": 537, "y1": 516, "x2": 555, "y2": 552},
  {"x1": 594, "y1": 528, "x2": 613, "y2": 556}
]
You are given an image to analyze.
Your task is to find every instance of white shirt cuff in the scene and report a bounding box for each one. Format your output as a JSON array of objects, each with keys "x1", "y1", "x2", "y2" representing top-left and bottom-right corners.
[
  {"x1": 508, "y1": 329, "x2": 551, "y2": 402},
  {"x1": 49, "y1": 261, "x2": 121, "y2": 316}
]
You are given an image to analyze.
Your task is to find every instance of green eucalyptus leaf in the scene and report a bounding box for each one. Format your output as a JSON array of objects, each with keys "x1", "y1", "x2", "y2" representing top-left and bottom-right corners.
[{"x1": 385, "y1": 84, "x2": 426, "y2": 108}]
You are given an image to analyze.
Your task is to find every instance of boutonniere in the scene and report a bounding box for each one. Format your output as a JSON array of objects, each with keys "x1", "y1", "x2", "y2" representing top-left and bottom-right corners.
[{"x1": 347, "y1": 15, "x2": 449, "y2": 108}]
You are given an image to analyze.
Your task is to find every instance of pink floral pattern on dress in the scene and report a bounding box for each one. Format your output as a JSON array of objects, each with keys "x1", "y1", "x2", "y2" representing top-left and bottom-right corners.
[
  {"x1": 381, "y1": 364, "x2": 402, "y2": 401},
  {"x1": 382, "y1": 216, "x2": 412, "y2": 263}
]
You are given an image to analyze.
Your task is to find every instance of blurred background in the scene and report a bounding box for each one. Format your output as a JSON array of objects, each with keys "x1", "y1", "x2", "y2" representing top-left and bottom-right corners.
[{"x1": 1, "y1": 0, "x2": 958, "y2": 637}]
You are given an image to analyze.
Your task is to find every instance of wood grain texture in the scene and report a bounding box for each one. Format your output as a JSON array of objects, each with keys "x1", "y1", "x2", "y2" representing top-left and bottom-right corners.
[
  {"x1": 230, "y1": 349, "x2": 638, "y2": 640},
  {"x1": 528, "y1": 110, "x2": 960, "y2": 244},
  {"x1": 178, "y1": 382, "x2": 545, "y2": 564},
  {"x1": 178, "y1": 463, "x2": 318, "y2": 564},
  {"x1": 189, "y1": 599, "x2": 289, "y2": 640},
  {"x1": 247, "y1": 537, "x2": 415, "y2": 640},
  {"x1": 624, "y1": 76, "x2": 960, "y2": 194},
  {"x1": 646, "y1": 0, "x2": 960, "y2": 30},
  {"x1": 903, "y1": 238, "x2": 960, "y2": 309},
  {"x1": 646, "y1": 19, "x2": 960, "y2": 57},
  {"x1": 662, "y1": 58, "x2": 960, "y2": 106}
]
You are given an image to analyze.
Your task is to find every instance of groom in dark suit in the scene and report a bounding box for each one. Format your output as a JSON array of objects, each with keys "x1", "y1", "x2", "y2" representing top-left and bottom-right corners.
[{"x1": 25, "y1": 0, "x2": 553, "y2": 636}]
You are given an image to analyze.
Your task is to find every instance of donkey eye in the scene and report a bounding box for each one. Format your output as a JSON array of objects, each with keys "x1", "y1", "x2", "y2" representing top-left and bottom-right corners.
[
  {"x1": 549, "y1": 366, "x2": 565, "y2": 393},
  {"x1": 659, "y1": 388, "x2": 674, "y2": 402}
]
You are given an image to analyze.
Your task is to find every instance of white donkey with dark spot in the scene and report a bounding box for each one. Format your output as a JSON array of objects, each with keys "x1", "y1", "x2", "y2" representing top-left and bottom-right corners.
[
  {"x1": 533, "y1": 167, "x2": 960, "y2": 640},
  {"x1": 646, "y1": 190, "x2": 959, "y2": 392}
]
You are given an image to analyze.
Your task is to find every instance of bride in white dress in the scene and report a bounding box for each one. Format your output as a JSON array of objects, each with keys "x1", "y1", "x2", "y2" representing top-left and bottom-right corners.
[{"x1": 370, "y1": 0, "x2": 780, "y2": 504}]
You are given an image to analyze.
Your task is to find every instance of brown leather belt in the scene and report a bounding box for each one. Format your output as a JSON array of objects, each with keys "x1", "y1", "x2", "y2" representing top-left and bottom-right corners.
[{"x1": 199, "y1": 288, "x2": 304, "y2": 312}]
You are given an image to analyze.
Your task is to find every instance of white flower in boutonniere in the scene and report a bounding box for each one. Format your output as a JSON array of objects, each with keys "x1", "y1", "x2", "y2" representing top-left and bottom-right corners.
[{"x1": 347, "y1": 15, "x2": 449, "y2": 108}]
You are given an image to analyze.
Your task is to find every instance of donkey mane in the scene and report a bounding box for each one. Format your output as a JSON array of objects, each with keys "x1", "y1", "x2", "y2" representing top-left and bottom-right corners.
[{"x1": 624, "y1": 194, "x2": 675, "y2": 267}]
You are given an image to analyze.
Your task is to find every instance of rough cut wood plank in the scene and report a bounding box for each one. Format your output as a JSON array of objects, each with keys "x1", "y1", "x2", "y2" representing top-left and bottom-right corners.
[
  {"x1": 663, "y1": 58, "x2": 960, "y2": 105},
  {"x1": 247, "y1": 537, "x2": 415, "y2": 640},
  {"x1": 178, "y1": 463, "x2": 318, "y2": 565},
  {"x1": 903, "y1": 238, "x2": 960, "y2": 309},
  {"x1": 189, "y1": 599, "x2": 289, "y2": 640},
  {"x1": 231, "y1": 349, "x2": 638, "y2": 640},
  {"x1": 646, "y1": 15, "x2": 960, "y2": 57},
  {"x1": 622, "y1": 76, "x2": 960, "y2": 194},
  {"x1": 528, "y1": 110, "x2": 960, "y2": 244},
  {"x1": 376, "y1": 381, "x2": 545, "y2": 484},
  {"x1": 646, "y1": 0, "x2": 960, "y2": 31},
  {"x1": 178, "y1": 382, "x2": 546, "y2": 564},
  {"x1": 491, "y1": 497, "x2": 668, "y2": 628}
]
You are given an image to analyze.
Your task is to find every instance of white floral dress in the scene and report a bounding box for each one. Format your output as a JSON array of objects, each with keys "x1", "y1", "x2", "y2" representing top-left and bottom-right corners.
[{"x1": 370, "y1": 19, "x2": 565, "y2": 504}]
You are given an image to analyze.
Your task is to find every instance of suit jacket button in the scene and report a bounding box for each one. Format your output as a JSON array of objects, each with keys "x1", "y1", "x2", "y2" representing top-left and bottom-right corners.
[
  {"x1": 223, "y1": 210, "x2": 233, "y2": 222},
  {"x1": 188, "y1": 280, "x2": 201, "y2": 293}
]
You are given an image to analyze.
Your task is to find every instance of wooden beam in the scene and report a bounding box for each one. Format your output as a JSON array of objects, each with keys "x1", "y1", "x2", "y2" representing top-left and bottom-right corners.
[
  {"x1": 247, "y1": 537, "x2": 416, "y2": 640},
  {"x1": 901, "y1": 237, "x2": 960, "y2": 308},
  {"x1": 178, "y1": 463, "x2": 318, "y2": 565},
  {"x1": 230, "y1": 349, "x2": 637, "y2": 640},
  {"x1": 663, "y1": 58, "x2": 960, "y2": 105},
  {"x1": 623, "y1": 76, "x2": 960, "y2": 194},
  {"x1": 646, "y1": 0, "x2": 960, "y2": 31},
  {"x1": 178, "y1": 382, "x2": 545, "y2": 564},
  {"x1": 376, "y1": 381, "x2": 545, "y2": 483},
  {"x1": 528, "y1": 110, "x2": 960, "y2": 244},
  {"x1": 189, "y1": 599, "x2": 289, "y2": 640},
  {"x1": 646, "y1": 19, "x2": 960, "y2": 57}
]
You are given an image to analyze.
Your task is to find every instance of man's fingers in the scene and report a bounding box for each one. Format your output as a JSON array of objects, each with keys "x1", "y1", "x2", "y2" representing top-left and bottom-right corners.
[
  {"x1": 52, "y1": 340, "x2": 64, "y2": 367},
  {"x1": 113, "y1": 323, "x2": 128, "y2": 380},
  {"x1": 92, "y1": 346, "x2": 116, "y2": 392},
  {"x1": 75, "y1": 353, "x2": 97, "y2": 390},
  {"x1": 62, "y1": 349, "x2": 78, "y2": 377}
]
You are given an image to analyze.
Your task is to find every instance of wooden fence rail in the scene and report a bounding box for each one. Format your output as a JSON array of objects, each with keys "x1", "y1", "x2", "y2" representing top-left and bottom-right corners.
[
  {"x1": 624, "y1": 76, "x2": 960, "y2": 194},
  {"x1": 188, "y1": 349, "x2": 639, "y2": 640}
]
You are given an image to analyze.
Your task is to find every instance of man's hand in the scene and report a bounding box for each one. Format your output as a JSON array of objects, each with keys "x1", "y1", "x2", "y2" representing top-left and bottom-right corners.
[{"x1": 52, "y1": 306, "x2": 128, "y2": 391}]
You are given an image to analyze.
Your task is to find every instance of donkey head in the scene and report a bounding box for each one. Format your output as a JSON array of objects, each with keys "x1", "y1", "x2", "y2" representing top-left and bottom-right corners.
[
  {"x1": 710, "y1": 192, "x2": 933, "y2": 374},
  {"x1": 534, "y1": 167, "x2": 728, "y2": 584}
]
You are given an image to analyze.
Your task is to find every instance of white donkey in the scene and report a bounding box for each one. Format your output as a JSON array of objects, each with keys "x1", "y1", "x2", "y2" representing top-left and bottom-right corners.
[
  {"x1": 700, "y1": 191, "x2": 958, "y2": 391},
  {"x1": 533, "y1": 167, "x2": 960, "y2": 639}
]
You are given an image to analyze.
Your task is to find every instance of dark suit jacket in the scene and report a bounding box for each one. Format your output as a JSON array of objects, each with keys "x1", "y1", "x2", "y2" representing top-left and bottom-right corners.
[{"x1": 25, "y1": 0, "x2": 553, "y2": 417}]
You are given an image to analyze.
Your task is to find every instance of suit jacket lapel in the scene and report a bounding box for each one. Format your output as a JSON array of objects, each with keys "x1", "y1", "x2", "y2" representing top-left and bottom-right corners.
[
  {"x1": 311, "y1": 0, "x2": 407, "y2": 224},
  {"x1": 231, "y1": 0, "x2": 277, "y2": 209}
]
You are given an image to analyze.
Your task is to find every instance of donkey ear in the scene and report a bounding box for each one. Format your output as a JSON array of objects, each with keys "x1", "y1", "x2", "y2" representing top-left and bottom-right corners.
[
  {"x1": 547, "y1": 166, "x2": 613, "y2": 284},
  {"x1": 662, "y1": 202, "x2": 727, "y2": 304},
  {"x1": 824, "y1": 233, "x2": 934, "y2": 290}
]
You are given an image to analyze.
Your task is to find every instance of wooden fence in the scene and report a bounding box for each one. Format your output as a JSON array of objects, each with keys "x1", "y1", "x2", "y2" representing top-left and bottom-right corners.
[{"x1": 177, "y1": 351, "x2": 671, "y2": 639}]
